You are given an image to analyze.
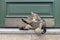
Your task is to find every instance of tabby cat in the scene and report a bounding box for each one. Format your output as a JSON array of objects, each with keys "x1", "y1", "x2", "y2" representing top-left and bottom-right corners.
[{"x1": 21, "y1": 12, "x2": 46, "y2": 34}]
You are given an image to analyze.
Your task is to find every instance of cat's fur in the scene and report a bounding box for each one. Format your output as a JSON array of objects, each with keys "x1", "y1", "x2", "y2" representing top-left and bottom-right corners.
[{"x1": 21, "y1": 12, "x2": 46, "y2": 33}]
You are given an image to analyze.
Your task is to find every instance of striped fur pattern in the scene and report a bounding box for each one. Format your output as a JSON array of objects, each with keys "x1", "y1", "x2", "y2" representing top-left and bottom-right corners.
[{"x1": 21, "y1": 12, "x2": 46, "y2": 33}]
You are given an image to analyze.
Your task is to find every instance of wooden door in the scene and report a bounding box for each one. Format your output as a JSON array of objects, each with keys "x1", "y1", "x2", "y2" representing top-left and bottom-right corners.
[{"x1": 0, "y1": 0, "x2": 60, "y2": 27}]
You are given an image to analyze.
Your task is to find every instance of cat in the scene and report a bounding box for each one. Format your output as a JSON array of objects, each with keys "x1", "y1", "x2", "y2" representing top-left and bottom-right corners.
[{"x1": 21, "y1": 12, "x2": 46, "y2": 34}]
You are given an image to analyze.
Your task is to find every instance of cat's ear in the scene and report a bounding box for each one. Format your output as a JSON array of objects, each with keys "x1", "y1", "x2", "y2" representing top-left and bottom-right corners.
[{"x1": 31, "y1": 12, "x2": 37, "y2": 15}]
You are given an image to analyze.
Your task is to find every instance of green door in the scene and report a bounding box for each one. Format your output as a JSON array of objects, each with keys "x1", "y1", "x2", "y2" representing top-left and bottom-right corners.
[{"x1": 0, "y1": 0, "x2": 60, "y2": 27}]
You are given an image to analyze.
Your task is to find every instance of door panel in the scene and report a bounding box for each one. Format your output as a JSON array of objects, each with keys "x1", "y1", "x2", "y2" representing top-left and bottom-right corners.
[
  {"x1": 5, "y1": 0, "x2": 54, "y2": 17},
  {"x1": 7, "y1": 3, "x2": 53, "y2": 15}
]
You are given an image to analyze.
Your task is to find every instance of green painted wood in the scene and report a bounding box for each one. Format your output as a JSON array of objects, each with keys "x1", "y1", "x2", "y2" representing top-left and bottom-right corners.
[
  {"x1": 54, "y1": 0, "x2": 60, "y2": 27},
  {"x1": 5, "y1": 0, "x2": 54, "y2": 18},
  {"x1": 5, "y1": 0, "x2": 54, "y2": 2},
  {"x1": 7, "y1": 3, "x2": 53, "y2": 15},
  {"x1": 0, "y1": 0, "x2": 5, "y2": 26},
  {"x1": 1, "y1": 0, "x2": 60, "y2": 27}
]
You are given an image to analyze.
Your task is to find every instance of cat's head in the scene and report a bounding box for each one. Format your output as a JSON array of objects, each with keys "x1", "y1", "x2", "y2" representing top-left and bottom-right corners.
[{"x1": 28, "y1": 12, "x2": 41, "y2": 22}]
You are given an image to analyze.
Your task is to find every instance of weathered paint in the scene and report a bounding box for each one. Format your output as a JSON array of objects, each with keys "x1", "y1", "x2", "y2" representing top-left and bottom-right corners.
[{"x1": 0, "y1": 0, "x2": 60, "y2": 27}]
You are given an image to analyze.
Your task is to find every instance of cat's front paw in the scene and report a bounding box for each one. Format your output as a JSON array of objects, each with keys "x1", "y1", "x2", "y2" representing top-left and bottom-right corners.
[{"x1": 35, "y1": 28, "x2": 42, "y2": 34}]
